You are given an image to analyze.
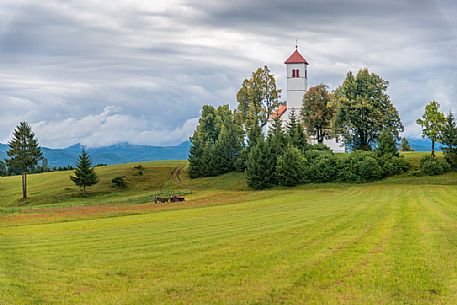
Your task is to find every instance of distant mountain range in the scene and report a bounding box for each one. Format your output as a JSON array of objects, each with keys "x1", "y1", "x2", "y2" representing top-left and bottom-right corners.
[
  {"x1": 407, "y1": 138, "x2": 442, "y2": 153},
  {"x1": 0, "y1": 141, "x2": 191, "y2": 167},
  {"x1": 0, "y1": 138, "x2": 440, "y2": 168}
]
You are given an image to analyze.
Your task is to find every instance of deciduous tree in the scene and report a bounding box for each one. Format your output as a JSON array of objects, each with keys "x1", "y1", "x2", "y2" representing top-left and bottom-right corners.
[
  {"x1": 237, "y1": 66, "x2": 281, "y2": 144},
  {"x1": 335, "y1": 69, "x2": 403, "y2": 150},
  {"x1": 416, "y1": 101, "x2": 446, "y2": 157},
  {"x1": 301, "y1": 84, "x2": 335, "y2": 144}
]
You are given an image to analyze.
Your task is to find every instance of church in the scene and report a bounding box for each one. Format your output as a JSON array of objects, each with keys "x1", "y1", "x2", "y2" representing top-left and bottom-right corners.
[{"x1": 267, "y1": 47, "x2": 346, "y2": 153}]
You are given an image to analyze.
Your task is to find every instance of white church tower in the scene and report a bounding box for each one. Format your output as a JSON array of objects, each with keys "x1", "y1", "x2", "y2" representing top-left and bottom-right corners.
[
  {"x1": 285, "y1": 46, "x2": 309, "y2": 114},
  {"x1": 267, "y1": 46, "x2": 346, "y2": 153}
]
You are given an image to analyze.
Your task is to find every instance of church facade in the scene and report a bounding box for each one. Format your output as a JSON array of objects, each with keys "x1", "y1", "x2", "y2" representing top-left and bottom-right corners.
[{"x1": 267, "y1": 48, "x2": 346, "y2": 153}]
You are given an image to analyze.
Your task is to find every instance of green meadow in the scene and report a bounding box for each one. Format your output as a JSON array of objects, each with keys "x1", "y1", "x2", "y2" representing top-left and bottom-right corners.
[{"x1": 1, "y1": 153, "x2": 457, "y2": 304}]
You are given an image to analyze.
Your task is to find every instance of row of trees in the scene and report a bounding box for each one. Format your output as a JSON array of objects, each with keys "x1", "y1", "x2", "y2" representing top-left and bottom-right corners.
[{"x1": 3, "y1": 122, "x2": 98, "y2": 199}]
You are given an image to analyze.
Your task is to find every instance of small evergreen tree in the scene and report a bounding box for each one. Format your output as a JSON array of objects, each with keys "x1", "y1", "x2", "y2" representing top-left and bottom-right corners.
[
  {"x1": 442, "y1": 112, "x2": 457, "y2": 169},
  {"x1": 213, "y1": 115, "x2": 245, "y2": 174},
  {"x1": 377, "y1": 129, "x2": 399, "y2": 157},
  {"x1": 70, "y1": 150, "x2": 99, "y2": 195},
  {"x1": 0, "y1": 160, "x2": 7, "y2": 177},
  {"x1": 286, "y1": 110, "x2": 308, "y2": 151},
  {"x1": 400, "y1": 137, "x2": 413, "y2": 152},
  {"x1": 276, "y1": 146, "x2": 307, "y2": 187},
  {"x1": 188, "y1": 132, "x2": 206, "y2": 178},
  {"x1": 246, "y1": 139, "x2": 276, "y2": 189},
  {"x1": 267, "y1": 116, "x2": 287, "y2": 184},
  {"x1": 7, "y1": 122, "x2": 43, "y2": 199}
]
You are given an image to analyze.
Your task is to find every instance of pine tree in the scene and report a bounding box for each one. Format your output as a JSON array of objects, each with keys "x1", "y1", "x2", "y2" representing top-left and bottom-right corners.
[
  {"x1": 442, "y1": 112, "x2": 457, "y2": 169},
  {"x1": 213, "y1": 115, "x2": 245, "y2": 174},
  {"x1": 377, "y1": 129, "x2": 399, "y2": 157},
  {"x1": 7, "y1": 122, "x2": 43, "y2": 199},
  {"x1": 286, "y1": 110, "x2": 308, "y2": 151},
  {"x1": 246, "y1": 139, "x2": 276, "y2": 189},
  {"x1": 276, "y1": 146, "x2": 307, "y2": 187},
  {"x1": 70, "y1": 150, "x2": 99, "y2": 195},
  {"x1": 188, "y1": 130, "x2": 206, "y2": 178},
  {"x1": 400, "y1": 137, "x2": 413, "y2": 152},
  {"x1": 267, "y1": 116, "x2": 287, "y2": 184}
]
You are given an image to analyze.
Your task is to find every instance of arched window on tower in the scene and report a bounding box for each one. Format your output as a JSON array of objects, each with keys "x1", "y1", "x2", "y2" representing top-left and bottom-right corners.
[
  {"x1": 296, "y1": 69, "x2": 300, "y2": 77},
  {"x1": 292, "y1": 70, "x2": 296, "y2": 77}
]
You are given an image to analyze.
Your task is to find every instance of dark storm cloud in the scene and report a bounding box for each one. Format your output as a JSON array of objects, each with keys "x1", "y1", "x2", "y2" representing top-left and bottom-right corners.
[{"x1": 0, "y1": 0, "x2": 455, "y2": 147}]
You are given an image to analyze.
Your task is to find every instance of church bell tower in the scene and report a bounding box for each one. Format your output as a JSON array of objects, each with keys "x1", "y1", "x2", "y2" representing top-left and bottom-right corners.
[{"x1": 284, "y1": 47, "x2": 309, "y2": 114}]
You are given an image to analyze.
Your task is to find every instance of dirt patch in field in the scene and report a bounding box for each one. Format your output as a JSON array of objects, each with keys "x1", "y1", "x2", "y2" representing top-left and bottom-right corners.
[{"x1": 0, "y1": 192, "x2": 253, "y2": 226}]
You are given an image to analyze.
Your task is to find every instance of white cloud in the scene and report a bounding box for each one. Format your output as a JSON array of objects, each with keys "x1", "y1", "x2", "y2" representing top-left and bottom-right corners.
[
  {"x1": 29, "y1": 106, "x2": 198, "y2": 148},
  {"x1": 0, "y1": 0, "x2": 456, "y2": 147}
]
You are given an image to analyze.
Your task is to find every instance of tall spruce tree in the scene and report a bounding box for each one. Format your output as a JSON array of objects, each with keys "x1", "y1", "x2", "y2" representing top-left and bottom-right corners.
[
  {"x1": 441, "y1": 112, "x2": 457, "y2": 169},
  {"x1": 246, "y1": 139, "x2": 276, "y2": 189},
  {"x1": 70, "y1": 150, "x2": 99, "y2": 195},
  {"x1": 400, "y1": 137, "x2": 413, "y2": 152},
  {"x1": 286, "y1": 110, "x2": 308, "y2": 151},
  {"x1": 7, "y1": 122, "x2": 43, "y2": 199},
  {"x1": 267, "y1": 116, "x2": 287, "y2": 184},
  {"x1": 377, "y1": 129, "x2": 399, "y2": 157},
  {"x1": 213, "y1": 113, "x2": 245, "y2": 174},
  {"x1": 416, "y1": 101, "x2": 446, "y2": 157}
]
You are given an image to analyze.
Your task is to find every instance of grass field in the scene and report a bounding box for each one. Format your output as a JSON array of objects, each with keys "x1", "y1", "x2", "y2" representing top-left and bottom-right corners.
[{"x1": 1, "y1": 154, "x2": 457, "y2": 304}]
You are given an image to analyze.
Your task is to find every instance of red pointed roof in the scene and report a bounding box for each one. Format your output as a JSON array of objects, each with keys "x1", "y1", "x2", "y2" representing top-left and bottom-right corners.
[
  {"x1": 284, "y1": 49, "x2": 309, "y2": 65},
  {"x1": 270, "y1": 103, "x2": 287, "y2": 119}
]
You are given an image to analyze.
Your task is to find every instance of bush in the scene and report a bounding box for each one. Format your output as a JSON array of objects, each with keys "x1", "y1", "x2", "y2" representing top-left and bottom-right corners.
[
  {"x1": 420, "y1": 156, "x2": 451, "y2": 176},
  {"x1": 112, "y1": 176, "x2": 126, "y2": 188},
  {"x1": 309, "y1": 152, "x2": 338, "y2": 183},
  {"x1": 336, "y1": 151, "x2": 384, "y2": 183},
  {"x1": 276, "y1": 146, "x2": 307, "y2": 187},
  {"x1": 380, "y1": 155, "x2": 410, "y2": 177}
]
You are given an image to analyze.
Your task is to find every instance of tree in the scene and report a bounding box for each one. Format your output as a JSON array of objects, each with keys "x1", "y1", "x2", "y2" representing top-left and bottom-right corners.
[
  {"x1": 441, "y1": 112, "x2": 457, "y2": 169},
  {"x1": 286, "y1": 110, "x2": 308, "y2": 151},
  {"x1": 276, "y1": 146, "x2": 307, "y2": 187},
  {"x1": 400, "y1": 138, "x2": 413, "y2": 152},
  {"x1": 6, "y1": 122, "x2": 43, "y2": 199},
  {"x1": 212, "y1": 113, "x2": 245, "y2": 174},
  {"x1": 335, "y1": 69, "x2": 403, "y2": 150},
  {"x1": 188, "y1": 105, "x2": 245, "y2": 177},
  {"x1": 0, "y1": 160, "x2": 7, "y2": 177},
  {"x1": 246, "y1": 139, "x2": 276, "y2": 189},
  {"x1": 377, "y1": 129, "x2": 399, "y2": 157},
  {"x1": 266, "y1": 116, "x2": 287, "y2": 184},
  {"x1": 237, "y1": 66, "x2": 281, "y2": 144},
  {"x1": 70, "y1": 150, "x2": 99, "y2": 195},
  {"x1": 301, "y1": 84, "x2": 335, "y2": 144},
  {"x1": 416, "y1": 101, "x2": 446, "y2": 157}
]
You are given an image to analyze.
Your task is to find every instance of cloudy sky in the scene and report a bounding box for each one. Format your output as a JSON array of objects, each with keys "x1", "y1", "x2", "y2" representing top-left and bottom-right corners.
[{"x1": 0, "y1": 0, "x2": 456, "y2": 148}]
